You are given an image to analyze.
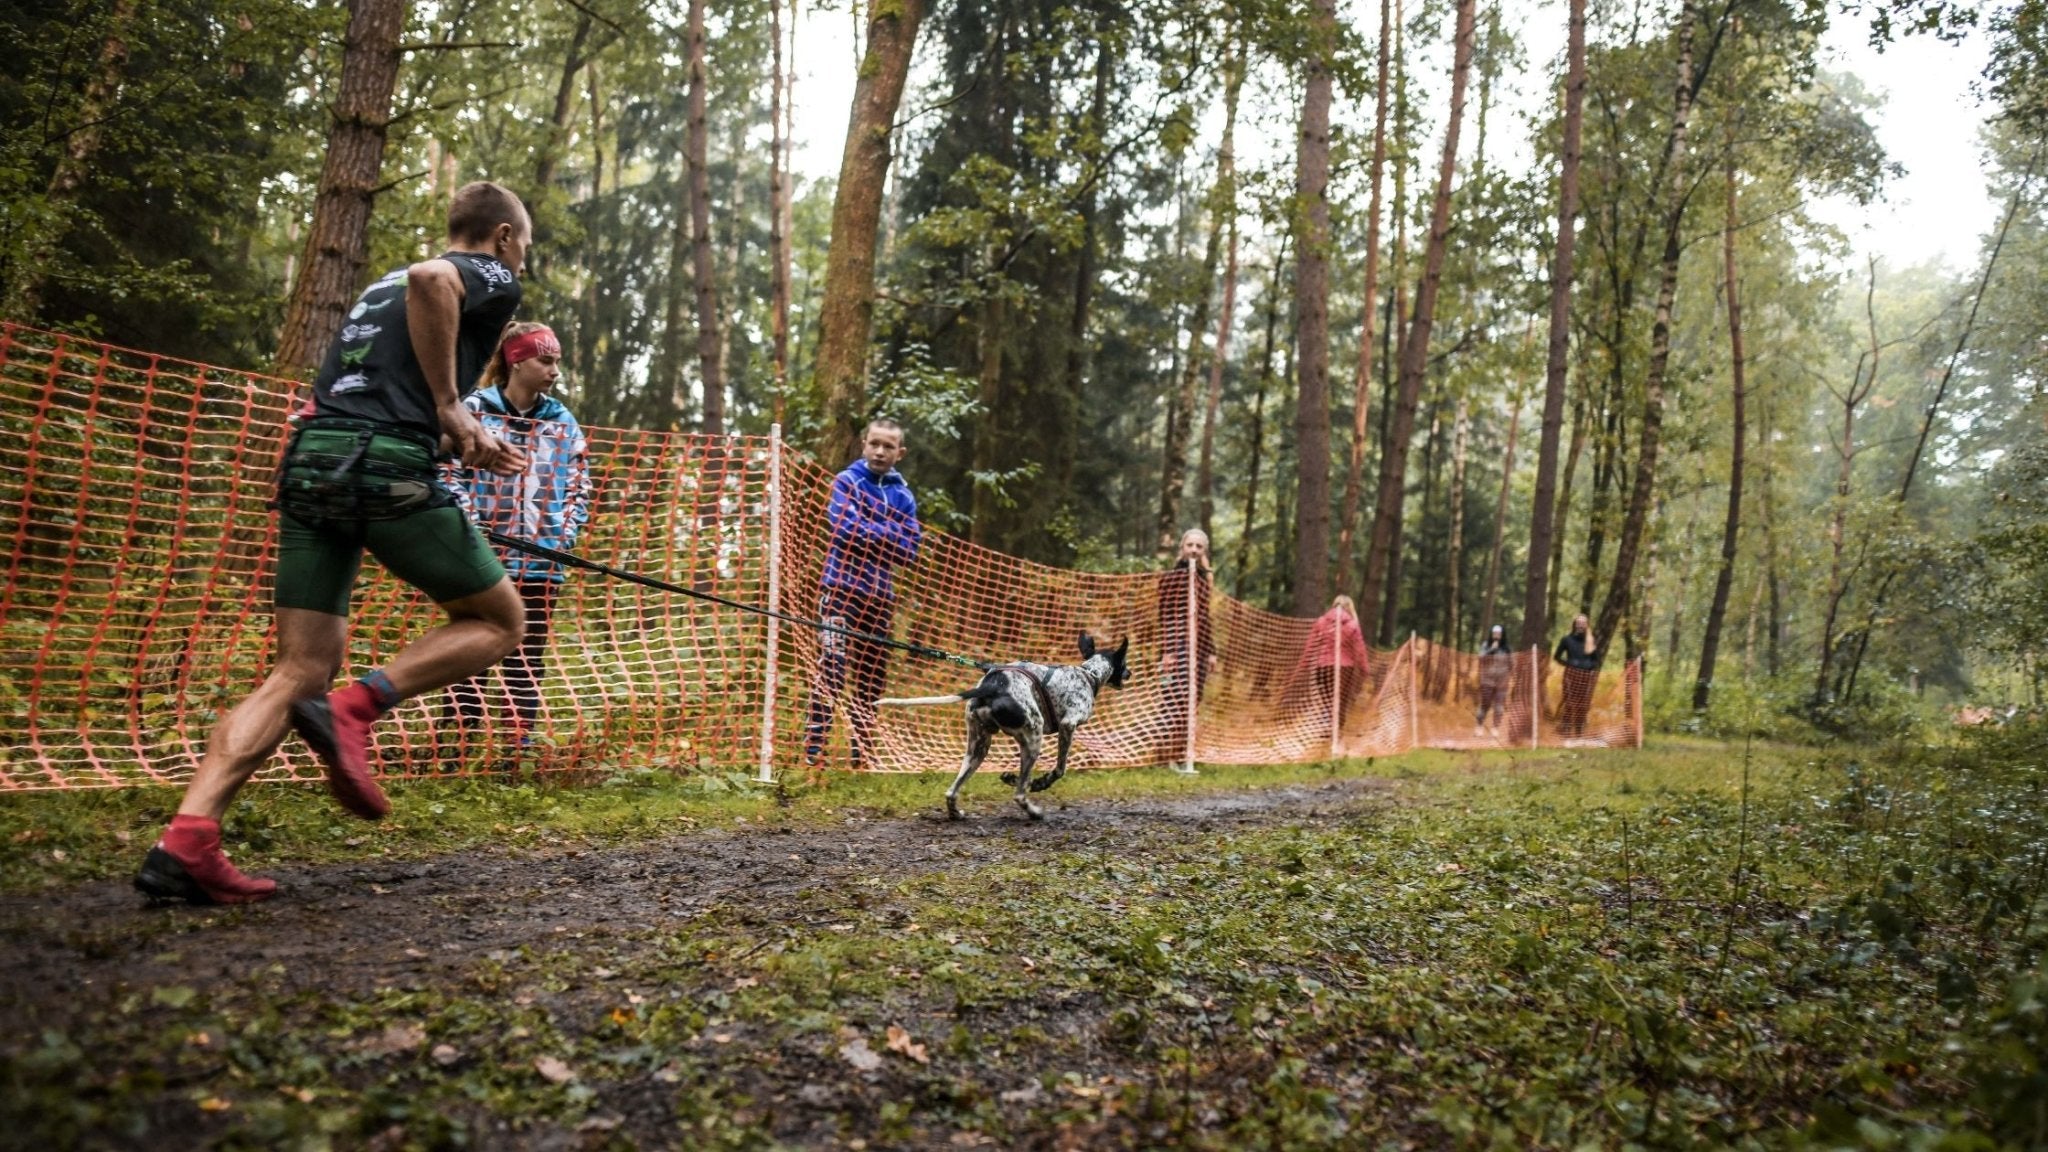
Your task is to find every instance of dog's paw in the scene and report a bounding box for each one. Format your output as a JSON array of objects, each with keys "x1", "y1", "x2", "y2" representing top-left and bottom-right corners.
[
  {"x1": 1028, "y1": 776, "x2": 1058, "y2": 793},
  {"x1": 998, "y1": 772, "x2": 1018, "y2": 786}
]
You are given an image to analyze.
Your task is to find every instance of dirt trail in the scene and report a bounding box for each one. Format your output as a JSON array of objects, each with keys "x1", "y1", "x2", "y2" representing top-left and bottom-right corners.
[{"x1": 1, "y1": 778, "x2": 1389, "y2": 1149}]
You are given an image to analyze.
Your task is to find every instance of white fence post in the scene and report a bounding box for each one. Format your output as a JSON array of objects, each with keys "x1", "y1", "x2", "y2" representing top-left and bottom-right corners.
[
  {"x1": 1178, "y1": 563, "x2": 1199, "y2": 774},
  {"x1": 757, "y1": 424, "x2": 784, "y2": 783}
]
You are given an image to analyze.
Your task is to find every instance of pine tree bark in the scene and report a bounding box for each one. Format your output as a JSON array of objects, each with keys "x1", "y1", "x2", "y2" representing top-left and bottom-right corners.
[
  {"x1": 533, "y1": 14, "x2": 594, "y2": 206},
  {"x1": 1195, "y1": 41, "x2": 1245, "y2": 540},
  {"x1": 769, "y1": 0, "x2": 793, "y2": 416},
  {"x1": 1815, "y1": 262, "x2": 1878, "y2": 701},
  {"x1": 1518, "y1": 0, "x2": 1586, "y2": 649},
  {"x1": 275, "y1": 0, "x2": 406, "y2": 373},
  {"x1": 1693, "y1": 147, "x2": 1745, "y2": 712},
  {"x1": 1336, "y1": 0, "x2": 1395, "y2": 595},
  {"x1": 686, "y1": 0, "x2": 724, "y2": 434},
  {"x1": 1479, "y1": 398, "x2": 1519, "y2": 634},
  {"x1": 1594, "y1": 4, "x2": 1696, "y2": 653},
  {"x1": 1234, "y1": 245, "x2": 1286, "y2": 600},
  {"x1": 1443, "y1": 397, "x2": 1470, "y2": 645},
  {"x1": 1360, "y1": 0, "x2": 1477, "y2": 636},
  {"x1": 1157, "y1": 125, "x2": 1232, "y2": 548},
  {"x1": 1289, "y1": 0, "x2": 1340, "y2": 615},
  {"x1": 1057, "y1": 36, "x2": 1114, "y2": 507},
  {"x1": 816, "y1": 0, "x2": 925, "y2": 460},
  {"x1": 4, "y1": 0, "x2": 138, "y2": 321}
]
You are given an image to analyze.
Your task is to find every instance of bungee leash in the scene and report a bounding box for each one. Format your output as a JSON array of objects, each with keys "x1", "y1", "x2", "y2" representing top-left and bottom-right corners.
[{"x1": 483, "y1": 529, "x2": 993, "y2": 672}]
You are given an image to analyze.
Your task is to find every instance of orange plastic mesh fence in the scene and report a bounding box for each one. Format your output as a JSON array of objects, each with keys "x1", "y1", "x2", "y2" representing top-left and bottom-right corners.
[{"x1": 0, "y1": 324, "x2": 1641, "y2": 791}]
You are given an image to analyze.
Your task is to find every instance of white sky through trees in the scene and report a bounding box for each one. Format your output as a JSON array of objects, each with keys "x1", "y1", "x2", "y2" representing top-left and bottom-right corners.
[{"x1": 783, "y1": 2, "x2": 2000, "y2": 281}]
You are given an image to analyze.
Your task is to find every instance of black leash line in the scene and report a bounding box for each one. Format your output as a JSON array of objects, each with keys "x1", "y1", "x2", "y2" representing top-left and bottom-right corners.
[{"x1": 484, "y1": 528, "x2": 992, "y2": 672}]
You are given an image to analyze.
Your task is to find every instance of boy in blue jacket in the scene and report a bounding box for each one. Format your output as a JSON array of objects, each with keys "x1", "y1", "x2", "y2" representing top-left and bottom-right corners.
[{"x1": 806, "y1": 419, "x2": 921, "y2": 769}]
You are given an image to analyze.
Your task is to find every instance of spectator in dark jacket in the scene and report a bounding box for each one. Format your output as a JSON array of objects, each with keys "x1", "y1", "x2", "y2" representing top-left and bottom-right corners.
[
  {"x1": 1157, "y1": 529, "x2": 1217, "y2": 769},
  {"x1": 1552, "y1": 614, "x2": 1601, "y2": 736},
  {"x1": 806, "y1": 419, "x2": 921, "y2": 769}
]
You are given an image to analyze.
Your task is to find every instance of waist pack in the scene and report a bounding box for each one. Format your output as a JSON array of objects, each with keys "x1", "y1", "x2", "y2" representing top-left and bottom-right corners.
[{"x1": 274, "y1": 417, "x2": 455, "y2": 525}]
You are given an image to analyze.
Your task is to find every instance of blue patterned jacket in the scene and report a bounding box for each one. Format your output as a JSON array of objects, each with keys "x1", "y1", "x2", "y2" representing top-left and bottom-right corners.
[{"x1": 443, "y1": 386, "x2": 592, "y2": 584}]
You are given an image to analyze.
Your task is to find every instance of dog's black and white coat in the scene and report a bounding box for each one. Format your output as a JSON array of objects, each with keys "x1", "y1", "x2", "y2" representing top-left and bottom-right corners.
[{"x1": 879, "y1": 634, "x2": 1130, "y2": 820}]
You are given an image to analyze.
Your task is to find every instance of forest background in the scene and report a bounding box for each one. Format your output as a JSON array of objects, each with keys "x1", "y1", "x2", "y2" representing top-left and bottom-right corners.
[{"x1": 3, "y1": 0, "x2": 2045, "y2": 737}]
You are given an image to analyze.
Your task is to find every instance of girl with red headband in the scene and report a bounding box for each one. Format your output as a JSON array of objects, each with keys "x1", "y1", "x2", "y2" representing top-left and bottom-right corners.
[{"x1": 444, "y1": 322, "x2": 592, "y2": 752}]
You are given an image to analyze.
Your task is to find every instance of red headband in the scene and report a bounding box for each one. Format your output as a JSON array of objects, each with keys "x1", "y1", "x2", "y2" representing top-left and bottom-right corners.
[{"x1": 502, "y1": 327, "x2": 560, "y2": 366}]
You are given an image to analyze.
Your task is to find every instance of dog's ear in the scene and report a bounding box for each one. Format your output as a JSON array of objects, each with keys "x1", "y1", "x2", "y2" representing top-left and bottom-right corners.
[
  {"x1": 1078, "y1": 632, "x2": 1095, "y2": 658},
  {"x1": 1113, "y1": 636, "x2": 1129, "y2": 662}
]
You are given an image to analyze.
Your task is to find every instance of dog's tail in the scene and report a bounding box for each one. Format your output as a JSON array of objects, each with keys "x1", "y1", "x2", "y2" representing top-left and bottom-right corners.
[{"x1": 877, "y1": 682, "x2": 1006, "y2": 708}]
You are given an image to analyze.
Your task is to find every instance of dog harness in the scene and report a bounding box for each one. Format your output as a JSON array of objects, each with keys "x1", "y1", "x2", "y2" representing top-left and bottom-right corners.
[{"x1": 999, "y1": 664, "x2": 1064, "y2": 734}]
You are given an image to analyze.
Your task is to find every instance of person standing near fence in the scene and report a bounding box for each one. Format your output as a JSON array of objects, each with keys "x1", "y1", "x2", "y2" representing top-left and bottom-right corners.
[
  {"x1": 1553, "y1": 614, "x2": 1602, "y2": 736},
  {"x1": 134, "y1": 183, "x2": 536, "y2": 905},
  {"x1": 443, "y1": 322, "x2": 591, "y2": 749},
  {"x1": 1157, "y1": 529, "x2": 1218, "y2": 764},
  {"x1": 1298, "y1": 594, "x2": 1369, "y2": 724},
  {"x1": 1475, "y1": 623, "x2": 1511, "y2": 736},
  {"x1": 805, "y1": 419, "x2": 921, "y2": 770}
]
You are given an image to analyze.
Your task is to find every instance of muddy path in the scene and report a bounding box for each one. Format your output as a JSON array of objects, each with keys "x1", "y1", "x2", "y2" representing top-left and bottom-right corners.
[{"x1": 0, "y1": 777, "x2": 1391, "y2": 1150}]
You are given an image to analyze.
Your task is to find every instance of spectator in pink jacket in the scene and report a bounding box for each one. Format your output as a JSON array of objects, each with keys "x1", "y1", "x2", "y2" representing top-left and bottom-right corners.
[{"x1": 1297, "y1": 594, "x2": 1370, "y2": 721}]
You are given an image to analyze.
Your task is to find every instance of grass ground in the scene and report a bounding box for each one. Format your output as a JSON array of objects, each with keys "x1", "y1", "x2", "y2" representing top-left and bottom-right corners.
[{"x1": 2, "y1": 734, "x2": 2043, "y2": 1150}]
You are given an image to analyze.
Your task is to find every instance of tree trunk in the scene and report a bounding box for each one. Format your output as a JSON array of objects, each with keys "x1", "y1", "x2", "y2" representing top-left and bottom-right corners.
[
  {"x1": 532, "y1": 14, "x2": 593, "y2": 206},
  {"x1": 1057, "y1": 35, "x2": 1114, "y2": 506},
  {"x1": 1234, "y1": 246, "x2": 1286, "y2": 600},
  {"x1": 1518, "y1": 0, "x2": 1586, "y2": 649},
  {"x1": 5, "y1": 0, "x2": 138, "y2": 320},
  {"x1": 1548, "y1": 388, "x2": 1587, "y2": 626},
  {"x1": 1158, "y1": 114, "x2": 1233, "y2": 549},
  {"x1": 655, "y1": 159, "x2": 692, "y2": 429},
  {"x1": 769, "y1": 0, "x2": 792, "y2": 417},
  {"x1": 1594, "y1": 4, "x2": 1695, "y2": 652},
  {"x1": 1360, "y1": 0, "x2": 1476, "y2": 636},
  {"x1": 1289, "y1": 0, "x2": 1341, "y2": 616},
  {"x1": 1195, "y1": 41, "x2": 1245, "y2": 540},
  {"x1": 686, "y1": 0, "x2": 724, "y2": 434},
  {"x1": 1479, "y1": 398, "x2": 1520, "y2": 635},
  {"x1": 274, "y1": 0, "x2": 406, "y2": 373},
  {"x1": 1693, "y1": 146, "x2": 1745, "y2": 712},
  {"x1": 1336, "y1": 0, "x2": 1395, "y2": 595},
  {"x1": 1815, "y1": 264, "x2": 1878, "y2": 701},
  {"x1": 815, "y1": 0, "x2": 925, "y2": 459},
  {"x1": 1443, "y1": 397, "x2": 1470, "y2": 645}
]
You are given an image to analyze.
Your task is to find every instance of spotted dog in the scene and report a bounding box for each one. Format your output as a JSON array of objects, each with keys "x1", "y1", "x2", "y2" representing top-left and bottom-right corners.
[{"x1": 879, "y1": 634, "x2": 1130, "y2": 821}]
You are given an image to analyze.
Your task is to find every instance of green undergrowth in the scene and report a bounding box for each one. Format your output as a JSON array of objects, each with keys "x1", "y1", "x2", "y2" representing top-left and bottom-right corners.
[{"x1": 7, "y1": 729, "x2": 2048, "y2": 1149}]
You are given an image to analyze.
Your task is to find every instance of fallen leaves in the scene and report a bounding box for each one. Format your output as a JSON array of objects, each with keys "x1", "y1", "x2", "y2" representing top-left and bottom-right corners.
[
  {"x1": 355, "y1": 1023, "x2": 426, "y2": 1058},
  {"x1": 885, "y1": 1024, "x2": 929, "y2": 1064},
  {"x1": 533, "y1": 1055, "x2": 576, "y2": 1084},
  {"x1": 837, "y1": 1034, "x2": 882, "y2": 1072}
]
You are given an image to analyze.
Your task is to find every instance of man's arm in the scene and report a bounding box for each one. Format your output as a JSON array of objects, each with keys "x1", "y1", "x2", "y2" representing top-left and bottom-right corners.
[
  {"x1": 407, "y1": 259, "x2": 525, "y2": 475},
  {"x1": 440, "y1": 393, "x2": 486, "y2": 520}
]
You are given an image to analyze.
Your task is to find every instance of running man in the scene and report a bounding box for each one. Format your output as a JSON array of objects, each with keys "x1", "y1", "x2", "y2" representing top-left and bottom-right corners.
[{"x1": 135, "y1": 182, "x2": 536, "y2": 905}]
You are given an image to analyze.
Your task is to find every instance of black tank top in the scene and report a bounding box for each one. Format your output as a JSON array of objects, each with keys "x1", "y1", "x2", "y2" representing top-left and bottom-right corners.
[{"x1": 312, "y1": 251, "x2": 522, "y2": 437}]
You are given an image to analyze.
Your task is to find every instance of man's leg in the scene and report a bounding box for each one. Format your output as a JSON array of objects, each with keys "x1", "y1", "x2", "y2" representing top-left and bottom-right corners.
[
  {"x1": 806, "y1": 591, "x2": 850, "y2": 764},
  {"x1": 135, "y1": 607, "x2": 349, "y2": 905},
  {"x1": 844, "y1": 594, "x2": 894, "y2": 768},
  {"x1": 290, "y1": 507, "x2": 523, "y2": 818}
]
